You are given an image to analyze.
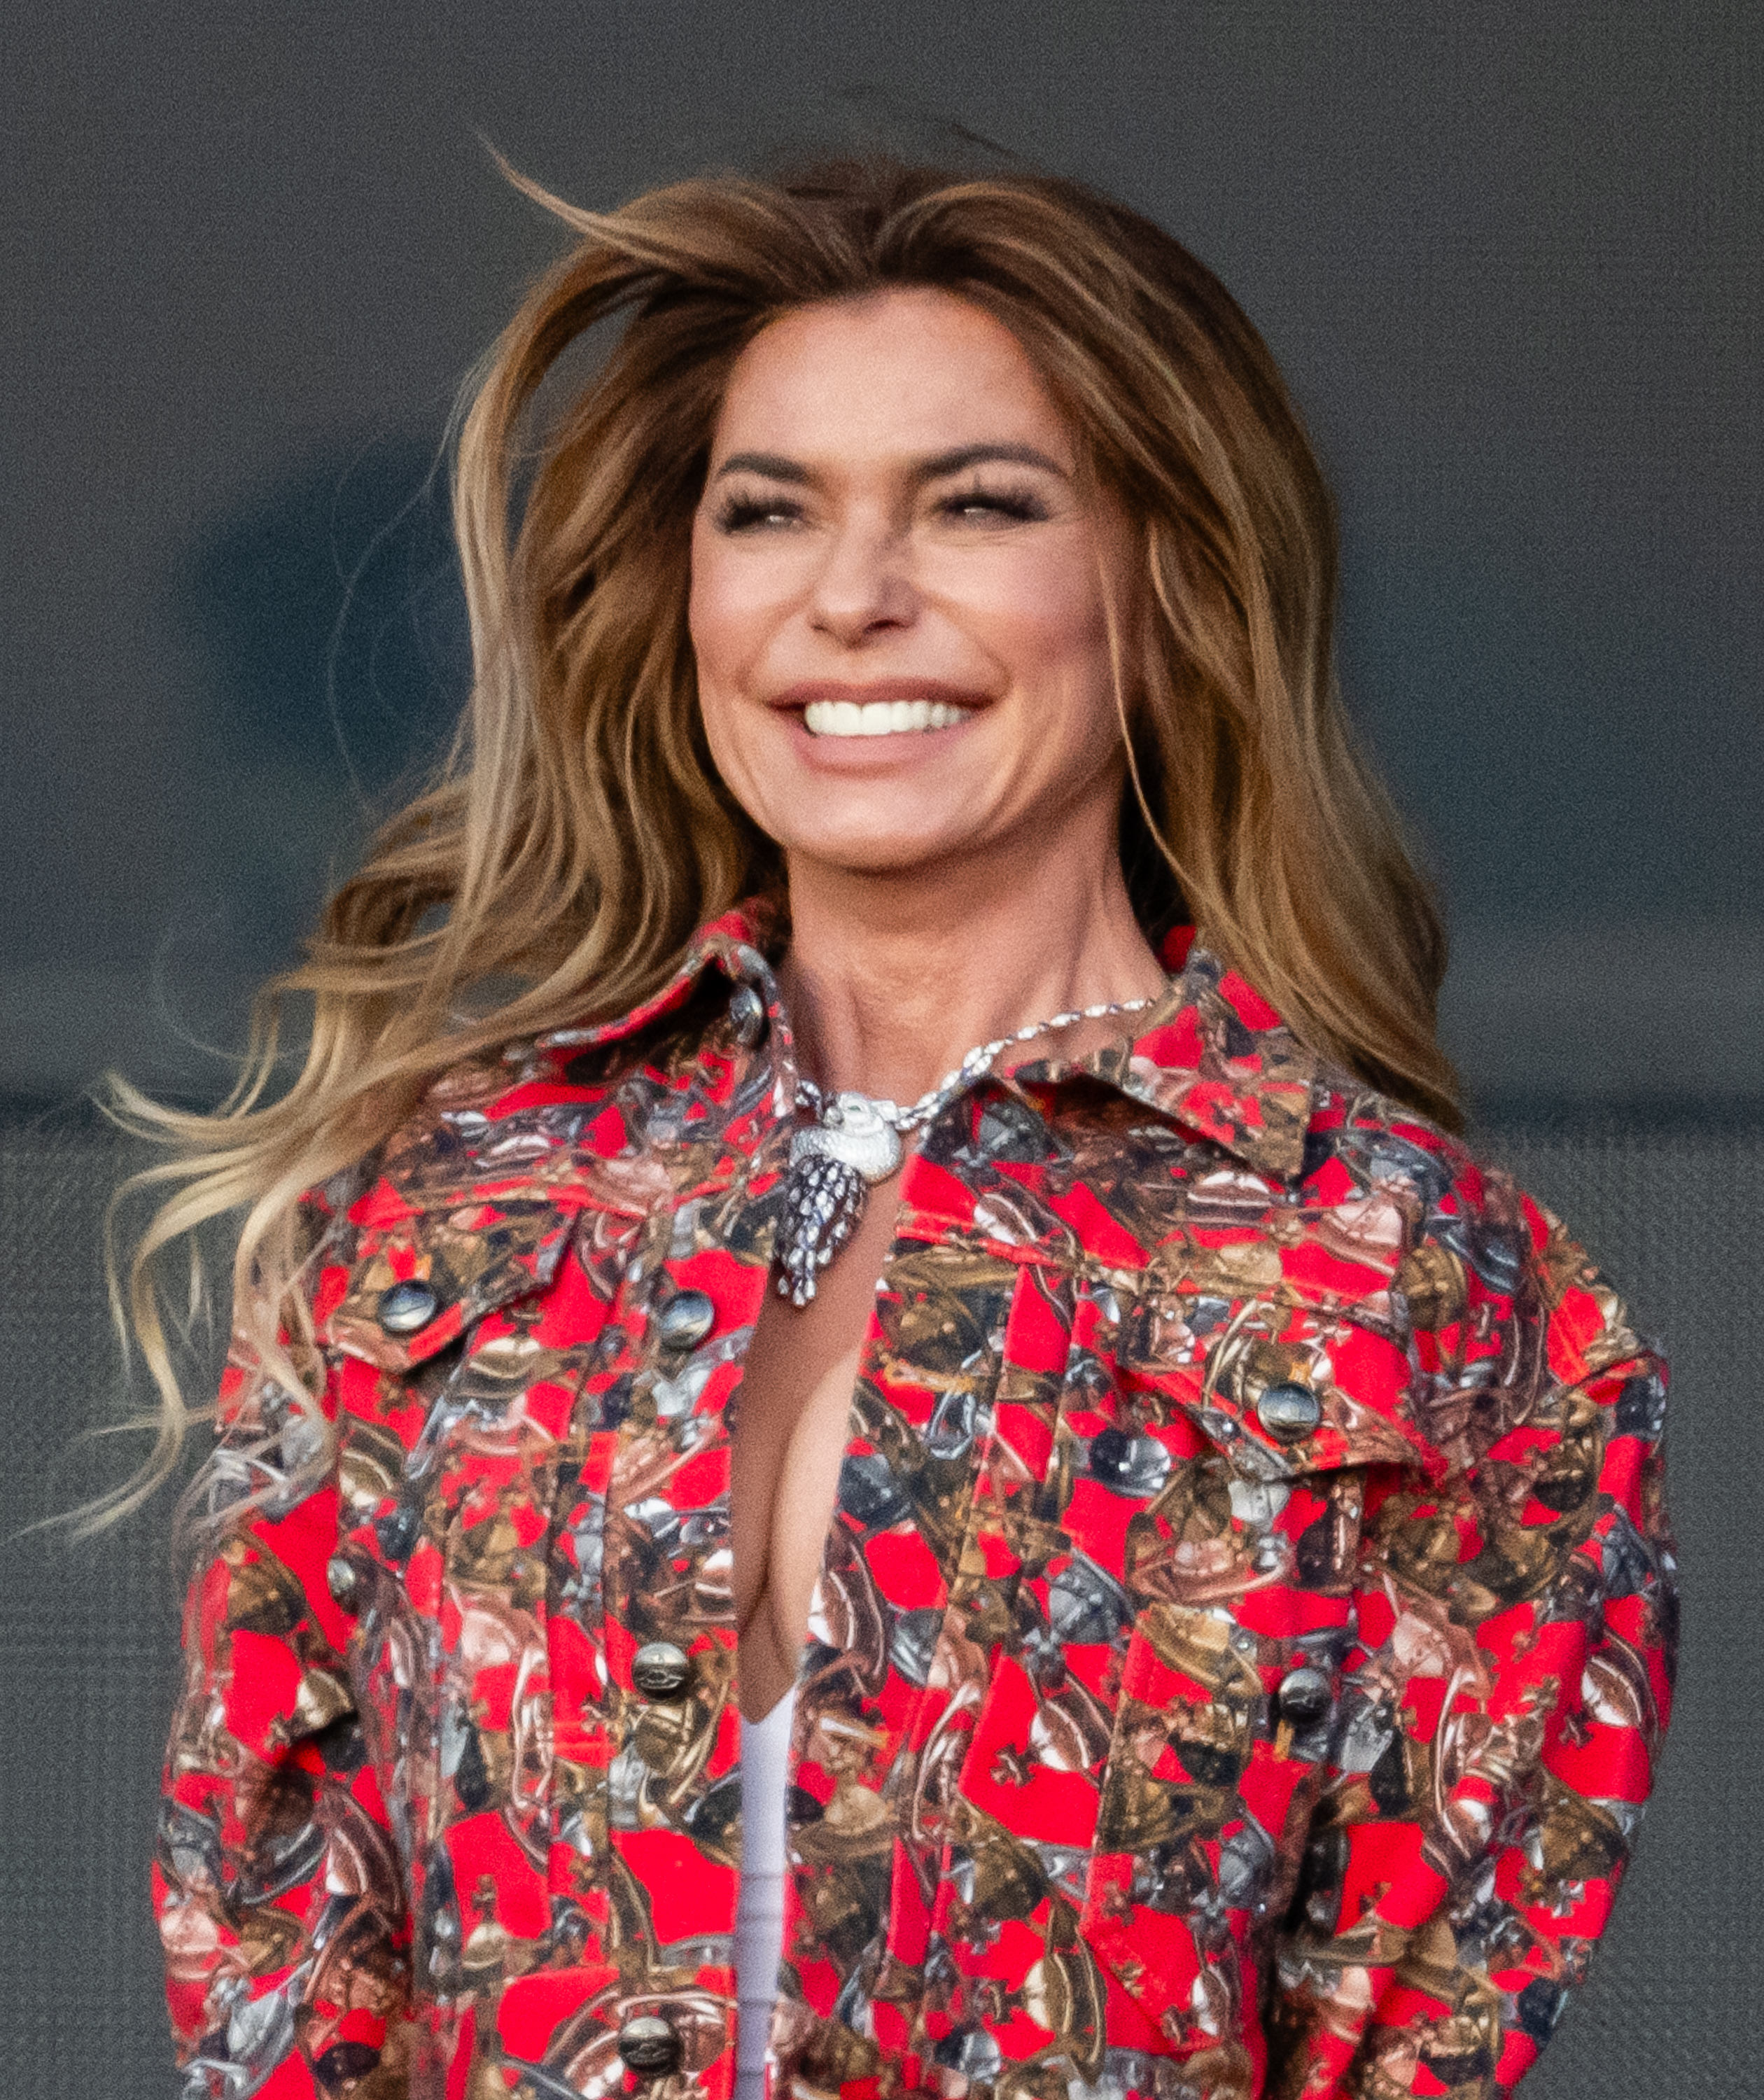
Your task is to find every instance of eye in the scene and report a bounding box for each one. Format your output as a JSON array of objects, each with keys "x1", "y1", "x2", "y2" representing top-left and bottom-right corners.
[
  {"x1": 713, "y1": 491, "x2": 804, "y2": 533},
  {"x1": 934, "y1": 482, "x2": 1050, "y2": 524}
]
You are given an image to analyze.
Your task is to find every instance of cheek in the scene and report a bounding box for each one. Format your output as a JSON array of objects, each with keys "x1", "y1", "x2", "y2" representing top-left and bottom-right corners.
[
  {"x1": 958, "y1": 537, "x2": 1113, "y2": 671},
  {"x1": 689, "y1": 533, "x2": 762, "y2": 769},
  {"x1": 686, "y1": 522, "x2": 741, "y2": 692},
  {"x1": 687, "y1": 549, "x2": 744, "y2": 787},
  {"x1": 687, "y1": 533, "x2": 777, "y2": 816},
  {"x1": 967, "y1": 554, "x2": 1121, "y2": 755},
  {"x1": 688, "y1": 524, "x2": 811, "y2": 675}
]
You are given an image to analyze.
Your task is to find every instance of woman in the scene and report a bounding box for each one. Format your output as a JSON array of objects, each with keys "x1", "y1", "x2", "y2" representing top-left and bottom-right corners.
[{"x1": 144, "y1": 158, "x2": 1676, "y2": 2100}]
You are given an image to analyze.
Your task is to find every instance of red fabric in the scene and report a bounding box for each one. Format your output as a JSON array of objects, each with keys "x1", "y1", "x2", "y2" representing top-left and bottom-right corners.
[{"x1": 155, "y1": 911, "x2": 1676, "y2": 2099}]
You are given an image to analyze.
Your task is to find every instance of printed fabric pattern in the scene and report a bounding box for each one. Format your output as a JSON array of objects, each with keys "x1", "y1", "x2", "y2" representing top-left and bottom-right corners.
[{"x1": 155, "y1": 909, "x2": 1677, "y2": 2100}]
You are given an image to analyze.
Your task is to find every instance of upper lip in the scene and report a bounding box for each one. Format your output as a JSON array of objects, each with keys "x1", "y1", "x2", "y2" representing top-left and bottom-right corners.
[{"x1": 771, "y1": 678, "x2": 993, "y2": 712}]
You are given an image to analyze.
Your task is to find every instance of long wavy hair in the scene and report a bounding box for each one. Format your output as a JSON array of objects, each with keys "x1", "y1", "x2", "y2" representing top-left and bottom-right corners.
[{"x1": 106, "y1": 153, "x2": 1458, "y2": 1521}]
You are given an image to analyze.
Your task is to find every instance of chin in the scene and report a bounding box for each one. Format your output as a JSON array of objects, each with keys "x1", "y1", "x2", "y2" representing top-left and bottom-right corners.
[
  {"x1": 762, "y1": 782, "x2": 977, "y2": 867},
  {"x1": 780, "y1": 818, "x2": 976, "y2": 880}
]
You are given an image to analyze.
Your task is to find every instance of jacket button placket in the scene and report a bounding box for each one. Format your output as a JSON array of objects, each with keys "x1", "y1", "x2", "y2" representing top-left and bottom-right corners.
[
  {"x1": 1275, "y1": 1664, "x2": 1334, "y2": 1730},
  {"x1": 617, "y1": 2014, "x2": 682, "y2": 2076},
  {"x1": 656, "y1": 1288, "x2": 716, "y2": 1354},
  {"x1": 631, "y1": 1641, "x2": 695, "y2": 1700}
]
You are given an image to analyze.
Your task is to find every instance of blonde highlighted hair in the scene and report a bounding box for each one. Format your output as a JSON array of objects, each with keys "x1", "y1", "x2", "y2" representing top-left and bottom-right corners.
[{"x1": 108, "y1": 153, "x2": 1457, "y2": 1520}]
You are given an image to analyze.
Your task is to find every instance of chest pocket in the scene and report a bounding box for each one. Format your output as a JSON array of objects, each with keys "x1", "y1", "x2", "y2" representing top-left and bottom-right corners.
[{"x1": 326, "y1": 1195, "x2": 584, "y2": 1374}]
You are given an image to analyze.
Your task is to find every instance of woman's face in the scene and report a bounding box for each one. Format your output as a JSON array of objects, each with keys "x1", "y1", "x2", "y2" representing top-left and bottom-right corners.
[{"x1": 689, "y1": 288, "x2": 1135, "y2": 884}]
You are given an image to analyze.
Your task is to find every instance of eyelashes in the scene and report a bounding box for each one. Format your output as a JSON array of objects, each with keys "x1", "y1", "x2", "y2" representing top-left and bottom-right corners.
[
  {"x1": 941, "y1": 484, "x2": 1049, "y2": 523},
  {"x1": 710, "y1": 480, "x2": 1051, "y2": 533},
  {"x1": 713, "y1": 494, "x2": 802, "y2": 533}
]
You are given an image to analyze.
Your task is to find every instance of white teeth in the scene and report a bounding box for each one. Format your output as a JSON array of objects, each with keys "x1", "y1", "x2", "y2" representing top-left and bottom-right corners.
[{"x1": 803, "y1": 698, "x2": 972, "y2": 737}]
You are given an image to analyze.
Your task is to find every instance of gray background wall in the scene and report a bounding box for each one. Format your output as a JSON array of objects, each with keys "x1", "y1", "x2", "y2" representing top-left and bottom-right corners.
[
  {"x1": 1, "y1": 3, "x2": 1758, "y2": 2094},
  {"x1": 2, "y1": 0, "x2": 1759, "y2": 1112}
]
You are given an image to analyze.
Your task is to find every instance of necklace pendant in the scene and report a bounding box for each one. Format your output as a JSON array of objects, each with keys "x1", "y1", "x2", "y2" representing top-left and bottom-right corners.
[
  {"x1": 794, "y1": 1093, "x2": 904, "y2": 1182},
  {"x1": 779, "y1": 1095, "x2": 904, "y2": 1307}
]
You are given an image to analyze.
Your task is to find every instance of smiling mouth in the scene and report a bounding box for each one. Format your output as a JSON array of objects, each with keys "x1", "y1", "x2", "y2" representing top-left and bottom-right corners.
[{"x1": 802, "y1": 698, "x2": 975, "y2": 737}]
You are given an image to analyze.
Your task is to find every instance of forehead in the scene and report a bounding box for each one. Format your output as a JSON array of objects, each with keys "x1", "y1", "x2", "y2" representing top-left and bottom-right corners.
[{"x1": 710, "y1": 288, "x2": 1073, "y2": 465}]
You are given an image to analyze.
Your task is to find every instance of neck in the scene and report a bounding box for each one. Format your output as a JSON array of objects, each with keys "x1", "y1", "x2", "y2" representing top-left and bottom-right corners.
[{"x1": 778, "y1": 820, "x2": 1168, "y2": 1107}]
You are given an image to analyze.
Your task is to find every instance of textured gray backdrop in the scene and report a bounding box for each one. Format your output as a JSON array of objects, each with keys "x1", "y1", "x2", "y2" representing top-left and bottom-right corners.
[{"x1": 1, "y1": 0, "x2": 1759, "y2": 1110}]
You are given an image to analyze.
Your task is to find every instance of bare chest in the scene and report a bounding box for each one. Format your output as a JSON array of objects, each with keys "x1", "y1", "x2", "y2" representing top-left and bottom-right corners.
[{"x1": 729, "y1": 1169, "x2": 900, "y2": 1718}]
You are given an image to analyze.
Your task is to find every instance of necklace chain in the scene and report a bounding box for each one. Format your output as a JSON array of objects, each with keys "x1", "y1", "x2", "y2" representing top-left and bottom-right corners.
[
  {"x1": 794, "y1": 993, "x2": 1158, "y2": 1135},
  {"x1": 777, "y1": 991, "x2": 1159, "y2": 1306}
]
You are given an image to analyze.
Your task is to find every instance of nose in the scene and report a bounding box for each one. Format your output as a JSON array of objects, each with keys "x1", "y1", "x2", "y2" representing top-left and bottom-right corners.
[{"x1": 806, "y1": 512, "x2": 918, "y2": 648}]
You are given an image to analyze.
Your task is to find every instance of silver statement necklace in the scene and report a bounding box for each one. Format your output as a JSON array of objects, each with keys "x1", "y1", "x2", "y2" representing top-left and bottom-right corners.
[{"x1": 778, "y1": 995, "x2": 1156, "y2": 1306}]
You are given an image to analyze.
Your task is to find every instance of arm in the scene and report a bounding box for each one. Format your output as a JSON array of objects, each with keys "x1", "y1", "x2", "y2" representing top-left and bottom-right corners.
[
  {"x1": 1270, "y1": 1194, "x2": 1677, "y2": 2098},
  {"x1": 155, "y1": 1232, "x2": 411, "y2": 2096}
]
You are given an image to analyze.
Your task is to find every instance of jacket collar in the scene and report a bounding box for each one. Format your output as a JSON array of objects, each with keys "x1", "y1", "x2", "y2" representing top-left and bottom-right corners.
[
  {"x1": 536, "y1": 903, "x2": 1319, "y2": 1183},
  {"x1": 537, "y1": 904, "x2": 782, "y2": 1056},
  {"x1": 335, "y1": 912, "x2": 1322, "y2": 1371}
]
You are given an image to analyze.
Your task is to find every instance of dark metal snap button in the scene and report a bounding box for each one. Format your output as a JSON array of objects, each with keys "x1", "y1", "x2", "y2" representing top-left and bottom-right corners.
[
  {"x1": 373, "y1": 1501, "x2": 422, "y2": 1565},
  {"x1": 617, "y1": 2015, "x2": 681, "y2": 2076},
  {"x1": 727, "y1": 981, "x2": 767, "y2": 1049},
  {"x1": 325, "y1": 1555, "x2": 361, "y2": 1610},
  {"x1": 376, "y1": 1279, "x2": 440, "y2": 1336},
  {"x1": 1276, "y1": 1664, "x2": 1334, "y2": 1729},
  {"x1": 1256, "y1": 1381, "x2": 1322, "y2": 1443},
  {"x1": 656, "y1": 1289, "x2": 715, "y2": 1353},
  {"x1": 631, "y1": 1641, "x2": 694, "y2": 1700}
]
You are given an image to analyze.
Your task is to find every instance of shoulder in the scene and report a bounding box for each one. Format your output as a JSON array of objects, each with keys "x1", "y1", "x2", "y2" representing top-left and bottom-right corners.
[
  {"x1": 369, "y1": 1044, "x2": 634, "y2": 1204},
  {"x1": 1300, "y1": 1066, "x2": 1662, "y2": 1460},
  {"x1": 1301, "y1": 1059, "x2": 1562, "y2": 1279}
]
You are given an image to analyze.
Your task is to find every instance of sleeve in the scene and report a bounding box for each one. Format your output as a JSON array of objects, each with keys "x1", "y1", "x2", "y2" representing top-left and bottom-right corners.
[
  {"x1": 154, "y1": 1211, "x2": 412, "y2": 2098},
  {"x1": 1268, "y1": 1191, "x2": 1678, "y2": 2099}
]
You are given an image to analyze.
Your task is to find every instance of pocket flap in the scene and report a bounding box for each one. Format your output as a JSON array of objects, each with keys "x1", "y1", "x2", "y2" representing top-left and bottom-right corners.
[
  {"x1": 1122, "y1": 1291, "x2": 1446, "y2": 1483},
  {"x1": 324, "y1": 1195, "x2": 580, "y2": 1371}
]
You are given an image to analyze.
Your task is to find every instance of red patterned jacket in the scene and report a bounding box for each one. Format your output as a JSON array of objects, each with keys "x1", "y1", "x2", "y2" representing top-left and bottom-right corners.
[{"x1": 155, "y1": 909, "x2": 1677, "y2": 2100}]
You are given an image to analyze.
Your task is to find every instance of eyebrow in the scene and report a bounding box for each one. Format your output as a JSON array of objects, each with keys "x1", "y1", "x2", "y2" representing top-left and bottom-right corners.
[{"x1": 712, "y1": 442, "x2": 1070, "y2": 484}]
